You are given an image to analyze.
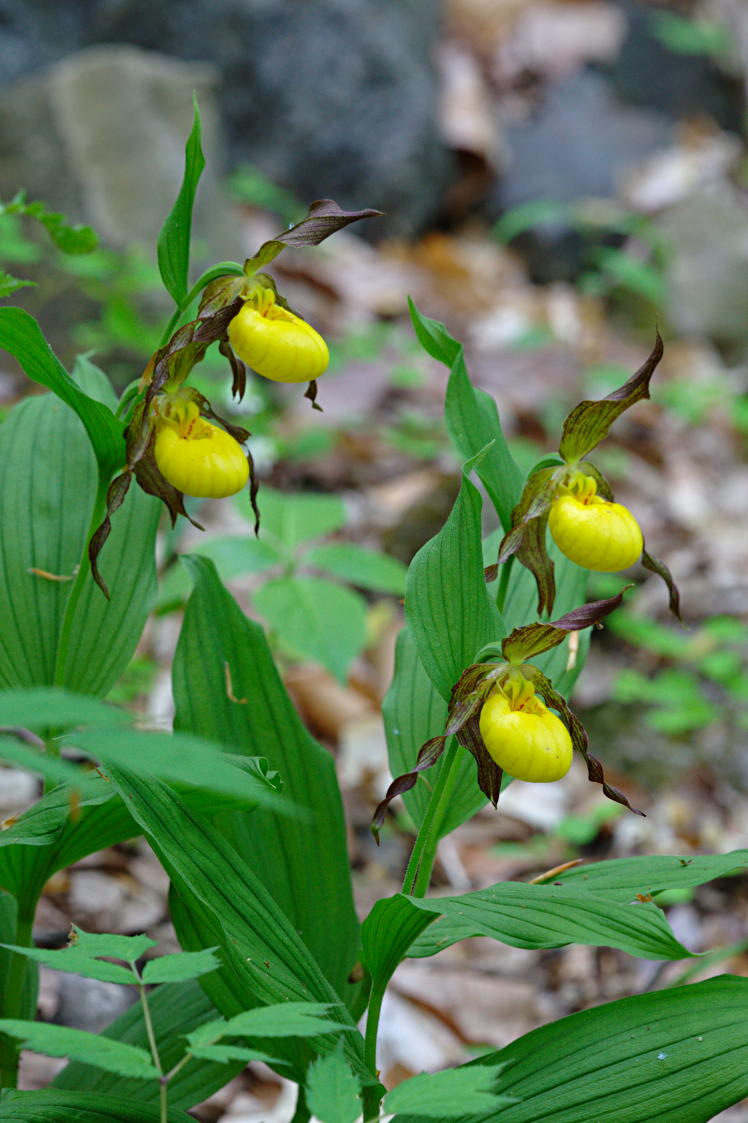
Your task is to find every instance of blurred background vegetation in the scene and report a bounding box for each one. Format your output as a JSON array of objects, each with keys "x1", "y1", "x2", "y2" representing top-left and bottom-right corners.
[{"x1": 2, "y1": 1, "x2": 748, "y2": 1115}]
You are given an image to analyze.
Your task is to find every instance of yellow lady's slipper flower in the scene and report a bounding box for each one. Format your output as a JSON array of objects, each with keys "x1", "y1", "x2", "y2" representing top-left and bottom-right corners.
[
  {"x1": 548, "y1": 472, "x2": 643, "y2": 573},
  {"x1": 228, "y1": 290, "x2": 329, "y2": 384},
  {"x1": 154, "y1": 398, "x2": 249, "y2": 499},
  {"x1": 479, "y1": 677, "x2": 573, "y2": 783}
]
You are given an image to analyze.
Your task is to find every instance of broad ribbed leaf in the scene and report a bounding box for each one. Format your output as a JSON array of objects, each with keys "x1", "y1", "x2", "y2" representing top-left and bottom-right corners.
[
  {"x1": 405, "y1": 450, "x2": 503, "y2": 701},
  {"x1": 389, "y1": 882, "x2": 693, "y2": 960},
  {"x1": 0, "y1": 309, "x2": 123, "y2": 478},
  {"x1": 156, "y1": 99, "x2": 205, "y2": 305},
  {"x1": 0, "y1": 364, "x2": 158, "y2": 695},
  {"x1": 409, "y1": 300, "x2": 524, "y2": 532},
  {"x1": 392, "y1": 976, "x2": 748, "y2": 1123},
  {"x1": 105, "y1": 768, "x2": 372, "y2": 1088},
  {"x1": 172, "y1": 556, "x2": 360, "y2": 1003},
  {"x1": 382, "y1": 627, "x2": 484, "y2": 835},
  {"x1": 360, "y1": 897, "x2": 436, "y2": 992},
  {"x1": 0, "y1": 1020, "x2": 157, "y2": 1079},
  {"x1": 0, "y1": 1090, "x2": 192, "y2": 1122},
  {"x1": 54, "y1": 978, "x2": 239, "y2": 1110},
  {"x1": 554, "y1": 850, "x2": 748, "y2": 899}
]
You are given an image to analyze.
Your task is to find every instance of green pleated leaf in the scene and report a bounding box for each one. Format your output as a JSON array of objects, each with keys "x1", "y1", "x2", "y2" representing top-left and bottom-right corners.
[
  {"x1": 305, "y1": 543, "x2": 407, "y2": 595},
  {"x1": 69, "y1": 727, "x2": 290, "y2": 813},
  {"x1": 0, "y1": 309, "x2": 122, "y2": 478},
  {"x1": 0, "y1": 688, "x2": 127, "y2": 731},
  {"x1": 172, "y1": 556, "x2": 360, "y2": 1004},
  {"x1": 0, "y1": 773, "x2": 136, "y2": 903},
  {"x1": 0, "y1": 1020, "x2": 158, "y2": 1079},
  {"x1": 392, "y1": 976, "x2": 748, "y2": 1123},
  {"x1": 0, "y1": 368, "x2": 158, "y2": 695},
  {"x1": 554, "y1": 850, "x2": 748, "y2": 899},
  {"x1": 360, "y1": 896, "x2": 436, "y2": 992},
  {"x1": 382, "y1": 626, "x2": 485, "y2": 835},
  {"x1": 385, "y1": 1065, "x2": 512, "y2": 1117},
  {"x1": 0, "y1": 1090, "x2": 192, "y2": 1122},
  {"x1": 389, "y1": 882, "x2": 693, "y2": 960},
  {"x1": 141, "y1": 949, "x2": 220, "y2": 985},
  {"x1": 105, "y1": 767, "x2": 372, "y2": 1088},
  {"x1": 409, "y1": 300, "x2": 524, "y2": 532},
  {"x1": 306, "y1": 1046, "x2": 362, "y2": 1123},
  {"x1": 53, "y1": 978, "x2": 240, "y2": 1110},
  {"x1": 254, "y1": 575, "x2": 367, "y2": 682},
  {"x1": 156, "y1": 98, "x2": 205, "y2": 305},
  {"x1": 405, "y1": 450, "x2": 503, "y2": 701}
]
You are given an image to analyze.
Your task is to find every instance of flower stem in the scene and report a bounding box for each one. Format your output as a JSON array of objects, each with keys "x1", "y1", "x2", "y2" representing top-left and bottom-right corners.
[
  {"x1": 404, "y1": 741, "x2": 461, "y2": 898},
  {"x1": 137, "y1": 977, "x2": 167, "y2": 1123},
  {"x1": 495, "y1": 555, "x2": 514, "y2": 615},
  {"x1": 0, "y1": 904, "x2": 36, "y2": 1089},
  {"x1": 157, "y1": 261, "x2": 245, "y2": 348}
]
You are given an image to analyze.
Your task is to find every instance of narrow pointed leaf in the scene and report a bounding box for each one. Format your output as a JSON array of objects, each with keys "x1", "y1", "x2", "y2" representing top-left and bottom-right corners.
[
  {"x1": 552, "y1": 850, "x2": 748, "y2": 899},
  {"x1": 0, "y1": 945, "x2": 135, "y2": 986},
  {"x1": 156, "y1": 99, "x2": 205, "y2": 304},
  {"x1": 409, "y1": 300, "x2": 524, "y2": 531}
]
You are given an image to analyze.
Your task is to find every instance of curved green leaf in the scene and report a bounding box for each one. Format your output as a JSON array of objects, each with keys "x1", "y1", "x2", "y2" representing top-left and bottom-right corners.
[
  {"x1": 105, "y1": 767, "x2": 373, "y2": 1088},
  {"x1": 382, "y1": 626, "x2": 484, "y2": 835},
  {"x1": 0, "y1": 1020, "x2": 157, "y2": 1079},
  {"x1": 0, "y1": 378, "x2": 158, "y2": 695},
  {"x1": 0, "y1": 1089, "x2": 192, "y2": 1122},
  {"x1": 408, "y1": 300, "x2": 524, "y2": 532},
  {"x1": 172, "y1": 556, "x2": 360, "y2": 1003},
  {"x1": 157, "y1": 99, "x2": 205, "y2": 305},
  {"x1": 392, "y1": 976, "x2": 748, "y2": 1123},
  {"x1": 0, "y1": 308, "x2": 123, "y2": 478}
]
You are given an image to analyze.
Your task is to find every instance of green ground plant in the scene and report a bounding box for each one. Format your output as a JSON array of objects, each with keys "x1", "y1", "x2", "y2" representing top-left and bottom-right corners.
[{"x1": 1, "y1": 103, "x2": 748, "y2": 1123}]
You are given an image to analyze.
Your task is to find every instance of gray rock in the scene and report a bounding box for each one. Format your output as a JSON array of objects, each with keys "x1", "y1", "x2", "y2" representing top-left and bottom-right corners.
[
  {"x1": 0, "y1": 45, "x2": 233, "y2": 255},
  {"x1": 0, "y1": 0, "x2": 451, "y2": 236},
  {"x1": 658, "y1": 182, "x2": 748, "y2": 354},
  {"x1": 496, "y1": 69, "x2": 674, "y2": 210},
  {"x1": 490, "y1": 68, "x2": 674, "y2": 281},
  {"x1": 607, "y1": 0, "x2": 744, "y2": 134},
  {"x1": 53, "y1": 972, "x2": 136, "y2": 1034}
]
